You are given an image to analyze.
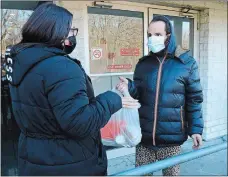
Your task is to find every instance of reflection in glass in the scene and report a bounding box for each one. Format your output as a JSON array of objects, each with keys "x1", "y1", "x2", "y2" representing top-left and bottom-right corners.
[
  {"x1": 170, "y1": 20, "x2": 174, "y2": 28},
  {"x1": 182, "y1": 21, "x2": 190, "y2": 50}
]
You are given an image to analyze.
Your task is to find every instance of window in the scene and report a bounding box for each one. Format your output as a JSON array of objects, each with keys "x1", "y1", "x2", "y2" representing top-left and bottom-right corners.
[
  {"x1": 88, "y1": 7, "x2": 144, "y2": 97},
  {"x1": 88, "y1": 7, "x2": 144, "y2": 75}
]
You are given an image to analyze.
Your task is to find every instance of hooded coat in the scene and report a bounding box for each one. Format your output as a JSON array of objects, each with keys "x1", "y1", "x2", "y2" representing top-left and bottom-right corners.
[
  {"x1": 6, "y1": 44, "x2": 122, "y2": 176},
  {"x1": 128, "y1": 19, "x2": 204, "y2": 148}
]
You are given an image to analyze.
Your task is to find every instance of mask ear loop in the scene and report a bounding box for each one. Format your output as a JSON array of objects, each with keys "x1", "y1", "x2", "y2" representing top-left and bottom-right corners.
[{"x1": 61, "y1": 37, "x2": 68, "y2": 52}]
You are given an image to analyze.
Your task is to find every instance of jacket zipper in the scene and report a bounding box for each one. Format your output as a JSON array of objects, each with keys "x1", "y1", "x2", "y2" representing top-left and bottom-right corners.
[
  {"x1": 152, "y1": 55, "x2": 167, "y2": 146},
  {"x1": 180, "y1": 106, "x2": 184, "y2": 131}
]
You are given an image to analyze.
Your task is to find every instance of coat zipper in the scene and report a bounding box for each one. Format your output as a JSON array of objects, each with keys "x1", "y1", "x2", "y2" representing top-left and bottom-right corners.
[
  {"x1": 180, "y1": 106, "x2": 184, "y2": 131},
  {"x1": 152, "y1": 55, "x2": 167, "y2": 146}
]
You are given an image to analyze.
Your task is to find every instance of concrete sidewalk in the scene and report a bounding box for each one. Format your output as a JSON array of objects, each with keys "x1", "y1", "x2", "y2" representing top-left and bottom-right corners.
[{"x1": 108, "y1": 136, "x2": 227, "y2": 176}]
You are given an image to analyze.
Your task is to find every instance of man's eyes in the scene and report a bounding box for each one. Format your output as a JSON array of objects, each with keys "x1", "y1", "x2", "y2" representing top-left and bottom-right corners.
[{"x1": 147, "y1": 33, "x2": 162, "y2": 37}]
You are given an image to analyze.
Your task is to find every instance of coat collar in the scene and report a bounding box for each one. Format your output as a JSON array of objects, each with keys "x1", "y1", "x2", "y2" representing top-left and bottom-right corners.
[{"x1": 174, "y1": 45, "x2": 191, "y2": 64}]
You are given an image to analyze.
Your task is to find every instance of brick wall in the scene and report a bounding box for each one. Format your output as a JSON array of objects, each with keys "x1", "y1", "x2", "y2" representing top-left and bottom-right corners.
[
  {"x1": 201, "y1": 5, "x2": 227, "y2": 140},
  {"x1": 199, "y1": 9, "x2": 210, "y2": 140}
]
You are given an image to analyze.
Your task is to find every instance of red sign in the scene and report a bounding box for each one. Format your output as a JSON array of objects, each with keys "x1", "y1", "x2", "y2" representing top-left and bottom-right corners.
[
  {"x1": 120, "y1": 48, "x2": 140, "y2": 56},
  {"x1": 107, "y1": 64, "x2": 132, "y2": 70}
]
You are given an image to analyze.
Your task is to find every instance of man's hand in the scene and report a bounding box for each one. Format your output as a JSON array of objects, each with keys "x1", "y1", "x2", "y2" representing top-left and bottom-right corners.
[
  {"x1": 119, "y1": 77, "x2": 129, "y2": 84},
  {"x1": 191, "y1": 134, "x2": 203, "y2": 150},
  {"x1": 116, "y1": 77, "x2": 129, "y2": 94}
]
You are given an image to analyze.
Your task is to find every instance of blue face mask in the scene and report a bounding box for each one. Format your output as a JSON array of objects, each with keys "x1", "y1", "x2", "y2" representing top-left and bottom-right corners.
[{"x1": 148, "y1": 36, "x2": 165, "y2": 53}]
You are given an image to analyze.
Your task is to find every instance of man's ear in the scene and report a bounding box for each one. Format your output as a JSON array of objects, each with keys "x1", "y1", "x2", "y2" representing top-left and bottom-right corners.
[
  {"x1": 164, "y1": 34, "x2": 171, "y2": 41},
  {"x1": 165, "y1": 34, "x2": 171, "y2": 45}
]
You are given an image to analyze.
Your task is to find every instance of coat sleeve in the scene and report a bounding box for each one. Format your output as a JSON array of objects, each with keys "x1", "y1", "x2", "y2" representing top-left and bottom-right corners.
[
  {"x1": 186, "y1": 60, "x2": 204, "y2": 136},
  {"x1": 45, "y1": 58, "x2": 122, "y2": 138},
  {"x1": 127, "y1": 63, "x2": 142, "y2": 99}
]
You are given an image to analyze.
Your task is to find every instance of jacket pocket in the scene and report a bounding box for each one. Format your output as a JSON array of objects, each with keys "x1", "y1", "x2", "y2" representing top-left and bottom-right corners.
[{"x1": 180, "y1": 106, "x2": 184, "y2": 132}]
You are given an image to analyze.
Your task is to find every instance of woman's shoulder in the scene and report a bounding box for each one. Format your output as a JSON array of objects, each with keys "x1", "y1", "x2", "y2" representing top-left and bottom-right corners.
[
  {"x1": 42, "y1": 54, "x2": 80, "y2": 69},
  {"x1": 41, "y1": 55, "x2": 85, "y2": 80}
]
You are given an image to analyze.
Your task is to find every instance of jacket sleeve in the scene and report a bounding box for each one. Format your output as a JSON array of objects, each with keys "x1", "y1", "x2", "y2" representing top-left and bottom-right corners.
[
  {"x1": 127, "y1": 63, "x2": 142, "y2": 99},
  {"x1": 186, "y1": 60, "x2": 204, "y2": 136},
  {"x1": 45, "y1": 59, "x2": 122, "y2": 138}
]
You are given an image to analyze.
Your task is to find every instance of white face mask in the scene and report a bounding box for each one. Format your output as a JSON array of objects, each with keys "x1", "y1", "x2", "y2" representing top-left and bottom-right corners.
[{"x1": 148, "y1": 36, "x2": 165, "y2": 53}]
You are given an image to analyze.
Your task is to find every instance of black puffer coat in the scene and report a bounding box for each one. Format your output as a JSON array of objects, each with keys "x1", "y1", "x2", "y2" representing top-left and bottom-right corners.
[
  {"x1": 128, "y1": 46, "x2": 204, "y2": 148},
  {"x1": 6, "y1": 44, "x2": 122, "y2": 176}
]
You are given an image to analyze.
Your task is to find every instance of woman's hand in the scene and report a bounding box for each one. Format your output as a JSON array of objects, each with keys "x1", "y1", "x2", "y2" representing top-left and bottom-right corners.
[{"x1": 121, "y1": 97, "x2": 140, "y2": 108}]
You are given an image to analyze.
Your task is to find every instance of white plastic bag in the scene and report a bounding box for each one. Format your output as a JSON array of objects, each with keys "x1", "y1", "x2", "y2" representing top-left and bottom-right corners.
[{"x1": 101, "y1": 88, "x2": 142, "y2": 148}]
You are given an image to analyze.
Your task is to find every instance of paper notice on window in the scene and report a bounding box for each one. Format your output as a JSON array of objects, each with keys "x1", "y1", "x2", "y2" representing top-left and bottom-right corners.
[
  {"x1": 182, "y1": 22, "x2": 190, "y2": 50},
  {"x1": 91, "y1": 48, "x2": 103, "y2": 60}
]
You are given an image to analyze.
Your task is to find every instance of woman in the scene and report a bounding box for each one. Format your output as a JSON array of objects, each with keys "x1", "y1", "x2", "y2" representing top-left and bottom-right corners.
[
  {"x1": 117, "y1": 15, "x2": 204, "y2": 176},
  {"x1": 6, "y1": 3, "x2": 137, "y2": 176}
]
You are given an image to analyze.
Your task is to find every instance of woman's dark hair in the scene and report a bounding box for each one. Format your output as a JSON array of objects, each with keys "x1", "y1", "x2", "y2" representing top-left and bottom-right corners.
[
  {"x1": 150, "y1": 15, "x2": 172, "y2": 35},
  {"x1": 21, "y1": 2, "x2": 73, "y2": 48}
]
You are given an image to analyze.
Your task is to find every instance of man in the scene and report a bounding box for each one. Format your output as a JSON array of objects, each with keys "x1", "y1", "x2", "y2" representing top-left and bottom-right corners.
[{"x1": 117, "y1": 15, "x2": 203, "y2": 176}]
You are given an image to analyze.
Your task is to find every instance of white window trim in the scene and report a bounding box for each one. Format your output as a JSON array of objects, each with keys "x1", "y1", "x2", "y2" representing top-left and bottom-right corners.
[
  {"x1": 90, "y1": 72, "x2": 134, "y2": 77},
  {"x1": 82, "y1": 2, "x2": 91, "y2": 74}
]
